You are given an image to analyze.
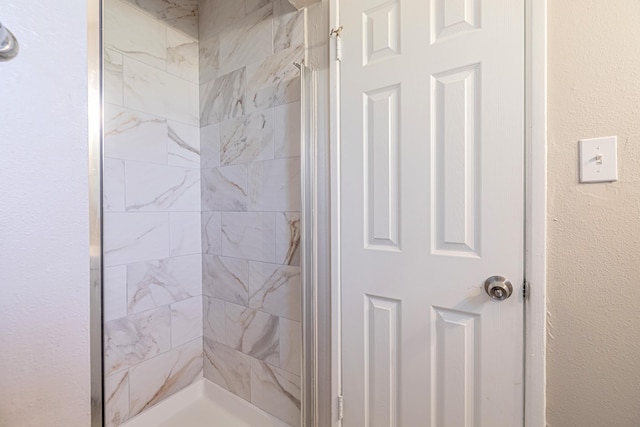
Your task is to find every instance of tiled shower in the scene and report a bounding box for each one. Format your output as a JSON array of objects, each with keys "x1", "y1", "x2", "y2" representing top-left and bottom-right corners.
[{"x1": 101, "y1": 0, "x2": 303, "y2": 425}]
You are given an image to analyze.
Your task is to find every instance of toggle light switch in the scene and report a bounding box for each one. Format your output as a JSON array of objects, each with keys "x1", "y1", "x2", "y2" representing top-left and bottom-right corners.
[{"x1": 579, "y1": 136, "x2": 618, "y2": 183}]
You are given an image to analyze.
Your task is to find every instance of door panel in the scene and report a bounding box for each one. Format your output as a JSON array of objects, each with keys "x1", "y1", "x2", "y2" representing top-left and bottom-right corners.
[{"x1": 339, "y1": 0, "x2": 525, "y2": 425}]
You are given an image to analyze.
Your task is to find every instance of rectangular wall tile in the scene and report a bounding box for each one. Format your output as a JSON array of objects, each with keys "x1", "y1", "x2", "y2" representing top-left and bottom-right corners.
[
  {"x1": 275, "y1": 212, "x2": 300, "y2": 266},
  {"x1": 104, "y1": 158, "x2": 126, "y2": 212},
  {"x1": 127, "y1": 254, "x2": 202, "y2": 315},
  {"x1": 171, "y1": 296, "x2": 203, "y2": 348},
  {"x1": 200, "y1": 123, "x2": 221, "y2": 168},
  {"x1": 202, "y1": 211, "x2": 222, "y2": 254},
  {"x1": 104, "y1": 306, "x2": 171, "y2": 375},
  {"x1": 104, "y1": 265, "x2": 128, "y2": 322},
  {"x1": 104, "y1": 105, "x2": 168, "y2": 164},
  {"x1": 250, "y1": 360, "x2": 301, "y2": 426},
  {"x1": 218, "y1": 4, "x2": 273, "y2": 75},
  {"x1": 170, "y1": 212, "x2": 202, "y2": 256},
  {"x1": 249, "y1": 262, "x2": 301, "y2": 321},
  {"x1": 204, "y1": 296, "x2": 226, "y2": 344},
  {"x1": 105, "y1": 370, "x2": 130, "y2": 427},
  {"x1": 104, "y1": 48, "x2": 124, "y2": 106},
  {"x1": 222, "y1": 212, "x2": 276, "y2": 262},
  {"x1": 104, "y1": 212, "x2": 170, "y2": 267},
  {"x1": 245, "y1": 45, "x2": 303, "y2": 113},
  {"x1": 248, "y1": 157, "x2": 301, "y2": 212},
  {"x1": 124, "y1": 57, "x2": 199, "y2": 126},
  {"x1": 199, "y1": 0, "x2": 245, "y2": 40},
  {"x1": 274, "y1": 101, "x2": 301, "y2": 159},
  {"x1": 129, "y1": 339, "x2": 203, "y2": 417},
  {"x1": 225, "y1": 302, "x2": 280, "y2": 365},
  {"x1": 273, "y1": 0, "x2": 304, "y2": 53},
  {"x1": 279, "y1": 318, "x2": 301, "y2": 375},
  {"x1": 167, "y1": 27, "x2": 199, "y2": 83},
  {"x1": 105, "y1": 0, "x2": 167, "y2": 69},
  {"x1": 125, "y1": 162, "x2": 201, "y2": 212},
  {"x1": 122, "y1": 0, "x2": 198, "y2": 38},
  {"x1": 202, "y1": 254, "x2": 250, "y2": 306},
  {"x1": 200, "y1": 67, "x2": 246, "y2": 126},
  {"x1": 199, "y1": 34, "x2": 220, "y2": 84},
  {"x1": 221, "y1": 110, "x2": 275, "y2": 165},
  {"x1": 201, "y1": 165, "x2": 248, "y2": 211},
  {"x1": 204, "y1": 337, "x2": 252, "y2": 400},
  {"x1": 168, "y1": 121, "x2": 201, "y2": 168}
]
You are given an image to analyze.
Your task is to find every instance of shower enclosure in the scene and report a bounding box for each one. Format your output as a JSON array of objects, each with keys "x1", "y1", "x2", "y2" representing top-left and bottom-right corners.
[{"x1": 94, "y1": 0, "x2": 327, "y2": 425}]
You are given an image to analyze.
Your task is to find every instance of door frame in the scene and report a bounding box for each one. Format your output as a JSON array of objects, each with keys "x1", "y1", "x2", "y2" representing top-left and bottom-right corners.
[{"x1": 325, "y1": 1, "x2": 547, "y2": 425}]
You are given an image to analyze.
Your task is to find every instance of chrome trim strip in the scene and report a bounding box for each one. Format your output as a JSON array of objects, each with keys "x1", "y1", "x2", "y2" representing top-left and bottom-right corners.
[
  {"x1": 300, "y1": 60, "x2": 319, "y2": 427},
  {"x1": 88, "y1": 0, "x2": 104, "y2": 425}
]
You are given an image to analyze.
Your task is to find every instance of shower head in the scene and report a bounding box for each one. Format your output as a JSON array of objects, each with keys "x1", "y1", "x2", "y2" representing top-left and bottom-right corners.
[{"x1": 0, "y1": 21, "x2": 19, "y2": 62}]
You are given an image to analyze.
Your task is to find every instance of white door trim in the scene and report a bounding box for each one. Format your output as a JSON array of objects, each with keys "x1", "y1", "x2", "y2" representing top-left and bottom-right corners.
[
  {"x1": 524, "y1": 0, "x2": 547, "y2": 425},
  {"x1": 326, "y1": 0, "x2": 547, "y2": 425}
]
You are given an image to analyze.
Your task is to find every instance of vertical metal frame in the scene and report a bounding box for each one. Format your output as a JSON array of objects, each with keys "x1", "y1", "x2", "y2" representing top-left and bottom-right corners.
[
  {"x1": 88, "y1": 0, "x2": 104, "y2": 425},
  {"x1": 301, "y1": 60, "x2": 320, "y2": 427}
]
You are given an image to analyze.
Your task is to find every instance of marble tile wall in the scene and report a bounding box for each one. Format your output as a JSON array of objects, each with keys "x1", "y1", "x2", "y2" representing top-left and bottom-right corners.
[
  {"x1": 198, "y1": 1, "x2": 304, "y2": 426},
  {"x1": 103, "y1": 1, "x2": 202, "y2": 425}
]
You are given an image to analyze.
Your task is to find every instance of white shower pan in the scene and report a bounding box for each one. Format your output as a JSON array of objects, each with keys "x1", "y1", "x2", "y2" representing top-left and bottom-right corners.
[{"x1": 122, "y1": 379, "x2": 291, "y2": 427}]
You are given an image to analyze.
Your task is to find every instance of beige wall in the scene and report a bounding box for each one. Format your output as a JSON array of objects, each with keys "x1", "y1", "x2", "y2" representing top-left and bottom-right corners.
[{"x1": 547, "y1": 1, "x2": 640, "y2": 425}]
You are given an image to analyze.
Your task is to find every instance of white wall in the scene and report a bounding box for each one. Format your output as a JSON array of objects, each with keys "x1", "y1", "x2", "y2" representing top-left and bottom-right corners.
[
  {"x1": 547, "y1": 1, "x2": 640, "y2": 425},
  {"x1": 0, "y1": 2, "x2": 91, "y2": 426}
]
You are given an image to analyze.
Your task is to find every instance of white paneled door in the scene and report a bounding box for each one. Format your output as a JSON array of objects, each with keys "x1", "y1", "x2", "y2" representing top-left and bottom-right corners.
[{"x1": 339, "y1": 0, "x2": 525, "y2": 426}]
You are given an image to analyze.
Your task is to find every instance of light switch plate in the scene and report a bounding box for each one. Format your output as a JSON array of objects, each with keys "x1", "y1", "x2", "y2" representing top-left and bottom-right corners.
[{"x1": 579, "y1": 136, "x2": 618, "y2": 183}]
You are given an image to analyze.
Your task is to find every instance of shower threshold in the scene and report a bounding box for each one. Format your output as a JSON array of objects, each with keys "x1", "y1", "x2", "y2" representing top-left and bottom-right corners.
[{"x1": 122, "y1": 378, "x2": 291, "y2": 427}]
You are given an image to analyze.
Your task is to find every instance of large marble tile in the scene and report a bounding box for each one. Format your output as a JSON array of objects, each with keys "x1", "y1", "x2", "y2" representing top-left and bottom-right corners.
[
  {"x1": 275, "y1": 212, "x2": 300, "y2": 266},
  {"x1": 127, "y1": 254, "x2": 202, "y2": 314},
  {"x1": 104, "y1": 306, "x2": 171, "y2": 375},
  {"x1": 170, "y1": 212, "x2": 201, "y2": 256},
  {"x1": 202, "y1": 255, "x2": 250, "y2": 306},
  {"x1": 201, "y1": 165, "x2": 248, "y2": 211},
  {"x1": 245, "y1": 45, "x2": 302, "y2": 113},
  {"x1": 167, "y1": 27, "x2": 198, "y2": 83},
  {"x1": 274, "y1": 102, "x2": 301, "y2": 159},
  {"x1": 171, "y1": 296, "x2": 203, "y2": 347},
  {"x1": 203, "y1": 337, "x2": 252, "y2": 400},
  {"x1": 204, "y1": 296, "x2": 226, "y2": 344},
  {"x1": 105, "y1": 48, "x2": 124, "y2": 106},
  {"x1": 104, "y1": 158, "x2": 125, "y2": 212},
  {"x1": 248, "y1": 157, "x2": 301, "y2": 211},
  {"x1": 168, "y1": 121, "x2": 200, "y2": 168},
  {"x1": 249, "y1": 262, "x2": 301, "y2": 321},
  {"x1": 246, "y1": 0, "x2": 271, "y2": 15},
  {"x1": 279, "y1": 318, "x2": 301, "y2": 376},
  {"x1": 105, "y1": 370, "x2": 130, "y2": 427},
  {"x1": 199, "y1": 0, "x2": 245, "y2": 40},
  {"x1": 220, "y1": 110, "x2": 275, "y2": 166},
  {"x1": 129, "y1": 338, "x2": 203, "y2": 417},
  {"x1": 200, "y1": 68, "x2": 246, "y2": 126},
  {"x1": 124, "y1": 57, "x2": 199, "y2": 126},
  {"x1": 125, "y1": 162, "x2": 200, "y2": 212},
  {"x1": 104, "y1": 105, "x2": 168, "y2": 165},
  {"x1": 201, "y1": 211, "x2": 222, "y2": 255},
  {"x1": 250, "y1": 360, "x2": 301, "y2": 426},
  {"x1": 225, "y1": 303, "x2": 279, "y2": 365},
  {"x1": 222, "y1": 212, "x2": 277, "y2": 262},
  {"x1": 200, "y1": 123, "x2": 221, "y2": 168},
  {"x1": 104, "y1": 265, "x2": 128, "y2": 322},
  {"x1": 273, "y1": 0, "x2": 304, "y2": 53},
  {"x1": 123, "y1": 0, "x2": 198, "y2": 38},
  {"x1": 104, "y1": 212, "x2": 170, "y2": 267},
  {"x1": 199, "y1": 34, "x2": 220, "y2": 84},
  {"x1": 218, "y1": 4, "x2": 273, "y2": 75},
  {"x1": 105, "y1": 0, "x2": 167, "y2": 70}
]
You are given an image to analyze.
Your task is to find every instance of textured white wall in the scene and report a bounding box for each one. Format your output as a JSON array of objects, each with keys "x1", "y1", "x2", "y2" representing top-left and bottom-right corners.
[
  {"x1": 547, "y1": 1, "x2": 640, "y2": 425},
  {"x1": 0, "y1": 2, "x2": 91, "y2": 426}
]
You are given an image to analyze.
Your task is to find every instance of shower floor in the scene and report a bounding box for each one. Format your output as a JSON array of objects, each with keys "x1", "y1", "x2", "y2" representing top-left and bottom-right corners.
[{"x1": 122, "y1": 378, "x2": 290, "y2": 427}]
